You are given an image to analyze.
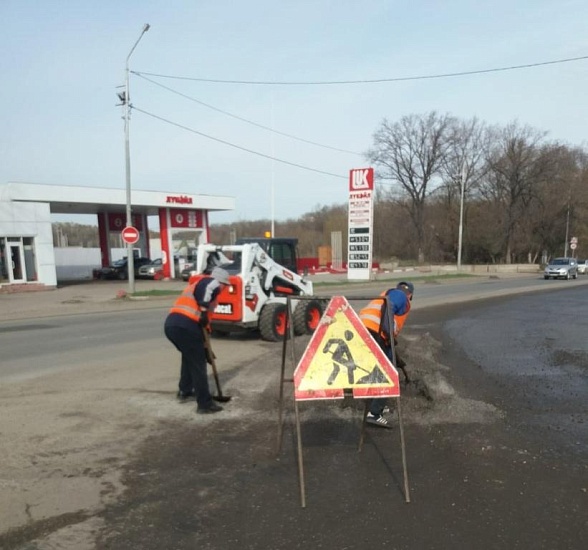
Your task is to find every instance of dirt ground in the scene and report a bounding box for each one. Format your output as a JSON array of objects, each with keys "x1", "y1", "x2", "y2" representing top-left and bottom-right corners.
[{"x1": 1, "y1": 283, "x2": 586, "y2": 549}]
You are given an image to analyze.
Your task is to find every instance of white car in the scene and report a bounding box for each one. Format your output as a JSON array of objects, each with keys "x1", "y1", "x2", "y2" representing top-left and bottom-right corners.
[
  {"x1": 577, "y1": 259, "x2": 587, "y2": 275},
  {"x1": 544, "y1": 257, "x2": 578, "y2": 280},
  {"x1": 137, "y1": 258, "x2": 163, "y2": 279}
]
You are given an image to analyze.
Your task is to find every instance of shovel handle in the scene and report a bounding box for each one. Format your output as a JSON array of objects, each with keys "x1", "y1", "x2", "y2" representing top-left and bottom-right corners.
[{"x1": 203, "y1": 329, "x2": 224, "y2": 398}]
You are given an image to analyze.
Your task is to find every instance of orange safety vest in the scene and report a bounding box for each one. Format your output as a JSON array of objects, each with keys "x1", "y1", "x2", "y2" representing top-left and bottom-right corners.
[
  {"x1": 359, "y1": 291, "x2": 387, "y2": 335},
  {"x1": 168, "y1": 282, "x2": 203, "y2": 322},
  {"x1": 394, "y1": 307, "x2": 410, "y2": 337},
  {"x1": 359, "y1": 290, "x2": 411, "y2": 341}
]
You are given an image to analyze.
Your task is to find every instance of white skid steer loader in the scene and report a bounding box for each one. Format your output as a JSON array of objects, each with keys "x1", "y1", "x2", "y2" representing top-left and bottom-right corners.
[{"x1": 188, "y1": 242, "x2": 328, "y2": 341}]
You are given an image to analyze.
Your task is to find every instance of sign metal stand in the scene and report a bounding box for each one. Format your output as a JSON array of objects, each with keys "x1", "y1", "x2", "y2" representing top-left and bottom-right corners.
[{"x1": 277, "y1": 295, "x2": 411, "y2": 507}]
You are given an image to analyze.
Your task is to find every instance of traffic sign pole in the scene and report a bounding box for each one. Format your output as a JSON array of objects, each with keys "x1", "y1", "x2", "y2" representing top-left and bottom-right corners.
[
  {"x1": 570, "y1": 237, "x2": 578, "y2": 257},
  {"x1": 121, "y1": 227, "x2": 140, "y2": 288}
]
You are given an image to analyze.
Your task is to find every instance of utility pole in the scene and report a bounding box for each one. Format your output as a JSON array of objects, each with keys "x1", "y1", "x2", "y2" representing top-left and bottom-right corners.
[
  {"x1": 564, "y1": 200, "x2": 570, "y2": 257},
  {"x1": 270, "y1": 90, "x2": 275, "y2": 237},
  {"x1": 123, "y1": 23, "x2": 150, "y2": 294},
  {"x1": 457, "y1": 161, "x2": 467, "y2": 270}
]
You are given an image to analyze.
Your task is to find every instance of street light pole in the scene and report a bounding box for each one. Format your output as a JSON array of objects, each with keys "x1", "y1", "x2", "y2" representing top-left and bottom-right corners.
[
  {"x1": 270, "y1": 90, "x2": 275, "y2": 237},
  {"x1": 564, "y1": 200, "x2": 570, "y2": 257},
  {"x1": 457, "y1": 161, "x2": 467, "y2": 270},
  {"x1": 124, "y1": 23, "x2": 150, "y2": 294}
]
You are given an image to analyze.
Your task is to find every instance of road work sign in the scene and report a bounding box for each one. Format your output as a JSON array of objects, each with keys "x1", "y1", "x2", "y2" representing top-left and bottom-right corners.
[{"x1": 294, "y1": 296, "x2": 400, "y2": 401}]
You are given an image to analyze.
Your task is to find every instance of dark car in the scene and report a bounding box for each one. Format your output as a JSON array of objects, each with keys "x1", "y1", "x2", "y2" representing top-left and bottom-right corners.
[
  {"x1": 93, "y1": 257, "x2": 153, "y2": 280},
  {"x1": 180, "y1": 262, "x2": 195, "y2": 281}
]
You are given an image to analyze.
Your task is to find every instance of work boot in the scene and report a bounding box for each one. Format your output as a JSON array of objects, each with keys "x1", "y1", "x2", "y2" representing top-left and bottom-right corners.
[
  {"x1": 177, "y1": 390, "x2": 196, "y2": 403},
  {"x1": 196, "y1": 402, "x2": 223, "y2": 414}
]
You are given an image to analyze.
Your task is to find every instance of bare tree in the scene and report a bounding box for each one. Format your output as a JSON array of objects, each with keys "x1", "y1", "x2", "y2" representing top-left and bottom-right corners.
[
  {"x1": 438, "y1": 117, "x2": 490, "y2": 262},
  {"x1": 480, "y1": 122, "x2": 549, "y2": 263},
  {"x1": 523, "y1": 144, "x2": 588, "y2": 260},
  {"x1": 367, "y1": 111, "x2": 453, "y2": 262}
]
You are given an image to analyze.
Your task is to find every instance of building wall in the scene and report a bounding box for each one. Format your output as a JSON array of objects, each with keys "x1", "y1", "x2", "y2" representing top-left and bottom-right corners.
[
  {"x1": 0, "y1": 200, "x2": 57, "y2": 286},
  {"x1": 54, "y1": 248, "x2": 101, "y2": 280}
]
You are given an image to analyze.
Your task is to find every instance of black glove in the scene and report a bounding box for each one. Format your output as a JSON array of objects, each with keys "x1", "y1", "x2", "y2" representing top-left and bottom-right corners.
[{"x1": 199, "y1": 310, "x2": 209, "y2": 328}]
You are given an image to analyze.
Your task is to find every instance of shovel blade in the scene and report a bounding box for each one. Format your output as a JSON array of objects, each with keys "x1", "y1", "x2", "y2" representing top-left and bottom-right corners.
[{"x1": 213, "y1": 395, "x2": 232, "y2": 403}]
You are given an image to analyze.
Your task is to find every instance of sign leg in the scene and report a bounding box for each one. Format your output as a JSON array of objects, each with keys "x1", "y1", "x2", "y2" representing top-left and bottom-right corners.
[
  {"x1": 276, "y1": 315, "x2": 288, "y2": 455},
  {"x1": 358, "y1": 400, "x2": 369, "y2": 452},
  {"x1": 277, "y1": 298, "x2": 296, "y2": 454},
  {"x1": 396, "y1": 397, "x2": 411, "y2": 503},
  {"x1": 294, "y1": 400, "x2": 306, "y2": 508},
  {"x1": 276, "y1": 372, "x2": 285, "y2": 455}
]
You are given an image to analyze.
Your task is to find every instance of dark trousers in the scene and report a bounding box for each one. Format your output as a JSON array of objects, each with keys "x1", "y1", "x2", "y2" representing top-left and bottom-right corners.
[
  {"x1": 164, "y1": 321, "x2": 213, "y2": 409},
  {"x1": 368, "y1": 330, "x2": 405, "y2": 416}
]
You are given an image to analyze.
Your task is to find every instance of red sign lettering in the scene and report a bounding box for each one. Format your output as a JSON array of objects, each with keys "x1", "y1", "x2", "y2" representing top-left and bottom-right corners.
[
  {"x1": 166, "y1": 195, "x2": 193, "y2": 205},
  {"x1": 349, "y1": 168, "x2": 374, "y2": 192}
]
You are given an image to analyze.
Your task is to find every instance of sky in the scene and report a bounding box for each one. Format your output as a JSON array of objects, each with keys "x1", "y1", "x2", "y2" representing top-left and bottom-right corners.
[{"x1": 2, "y1": 0, "x2": 588, "y2": 228}]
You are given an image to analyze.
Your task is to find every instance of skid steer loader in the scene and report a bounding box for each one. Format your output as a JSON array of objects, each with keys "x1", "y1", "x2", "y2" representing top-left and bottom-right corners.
[{"x1": 188, "y1": 242, "x2": 328, "y2": 341}]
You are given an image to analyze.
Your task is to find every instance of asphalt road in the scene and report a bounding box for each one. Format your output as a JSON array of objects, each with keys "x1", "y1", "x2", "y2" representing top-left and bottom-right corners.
[
  {"x1": 98, "y1": 287, "x2": 587, "y2": 549},
  {"x1": 0, "y1": 310, "x2": 171, "y2": 381},
  {"x1": 1, "y1": 276, "x2": 587, "y2": 549},
  {"x1": 443, "y1": 286, "x2": 588, "y2": 451},
  {"x1": 1, "y1": 274, "x2": 584, "y2": 381}
]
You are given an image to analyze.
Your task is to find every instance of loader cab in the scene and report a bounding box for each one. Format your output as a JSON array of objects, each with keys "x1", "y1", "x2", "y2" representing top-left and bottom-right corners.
[{"x1": 235, "y1": 237, "x2": 299, "y2": 274}]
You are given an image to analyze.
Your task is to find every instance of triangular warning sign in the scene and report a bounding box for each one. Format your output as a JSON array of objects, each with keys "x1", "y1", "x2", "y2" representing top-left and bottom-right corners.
[{"x1": 294, "y1": 296, "x2": 400, "y2": 401}]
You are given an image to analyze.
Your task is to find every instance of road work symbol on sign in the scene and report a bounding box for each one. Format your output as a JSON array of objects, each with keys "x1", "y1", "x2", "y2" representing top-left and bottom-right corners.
[{"x1": 294, "y1": 296, "x2": 400, "y2": 401}]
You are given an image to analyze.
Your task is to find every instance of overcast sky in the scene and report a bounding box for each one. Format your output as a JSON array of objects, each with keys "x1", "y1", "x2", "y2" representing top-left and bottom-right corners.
[{"x1": 2, "y1": 0, "x2": 588, "y2": 228}]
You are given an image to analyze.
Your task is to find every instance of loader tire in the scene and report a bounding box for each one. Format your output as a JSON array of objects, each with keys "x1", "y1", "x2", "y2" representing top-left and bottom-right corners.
[
  {"x1": 293, "y1": 299, "x2": 325, "y2": 335},
  {"x1": 259, "y1": 303, "x2": 288, "y2": 342}
]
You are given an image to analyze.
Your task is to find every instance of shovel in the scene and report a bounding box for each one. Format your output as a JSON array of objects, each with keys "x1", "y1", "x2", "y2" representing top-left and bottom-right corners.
[{"x1": 203, "y1": 329, "x2": 232, "y2": 402}]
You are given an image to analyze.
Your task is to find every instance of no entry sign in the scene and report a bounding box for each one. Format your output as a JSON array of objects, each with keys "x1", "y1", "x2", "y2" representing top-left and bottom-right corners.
[{"x1": 121, "y1": 226, "x2": 140, "y2": 245}]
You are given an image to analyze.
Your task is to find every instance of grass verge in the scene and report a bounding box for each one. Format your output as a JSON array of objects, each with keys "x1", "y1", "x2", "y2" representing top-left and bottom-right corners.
[{"x1": 131, "y1": 289, "x2": 180, "y2": 297}]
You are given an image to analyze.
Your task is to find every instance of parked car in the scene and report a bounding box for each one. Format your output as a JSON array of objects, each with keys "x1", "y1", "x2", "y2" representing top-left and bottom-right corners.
[
  {"x1": 180, "y1": 262, "x2": 195, "y2": 281},
  {"x1": 137, "y1": 258, "x2": 163, "y2": 279},
  {"x1": 577, "y1": 259, "x2": 587, "y2": 275},
  {"x1": 93, "y1": 257, "x2": 153, "y2": 280},
  {"x1": 543, "y1": 257, "x2": 578, "y2": 280}
]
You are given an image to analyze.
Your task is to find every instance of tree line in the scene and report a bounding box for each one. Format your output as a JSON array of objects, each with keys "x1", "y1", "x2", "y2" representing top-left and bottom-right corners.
[
  {"x1": 53, "y1": 111, "x2": 588, "y2": 264},
  {"x1": 213, "y1": 113, "x2": 588, "y2": 264},
  {"x1": 366, "y1": 112, "x2": 587, "y2": 264}
]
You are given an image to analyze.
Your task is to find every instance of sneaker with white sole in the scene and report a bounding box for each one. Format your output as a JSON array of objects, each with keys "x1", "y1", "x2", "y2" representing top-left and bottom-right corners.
[{"x1": 366, "y1": 412, "x2": 393, "y2": 429}]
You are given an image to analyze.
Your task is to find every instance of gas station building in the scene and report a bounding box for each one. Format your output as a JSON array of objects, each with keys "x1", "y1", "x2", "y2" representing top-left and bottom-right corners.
[{"x1": 0, "y1": 182, "x2": 235, "y2": 288}]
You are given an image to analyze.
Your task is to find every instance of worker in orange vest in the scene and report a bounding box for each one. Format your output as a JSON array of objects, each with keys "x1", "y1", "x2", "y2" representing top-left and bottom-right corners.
[
  {"x1": 359, "y1": 281, "x2": 414, "y2": 428},
  {"x1": 164, "y1": 267, "x2": 231, "y2": 414}
]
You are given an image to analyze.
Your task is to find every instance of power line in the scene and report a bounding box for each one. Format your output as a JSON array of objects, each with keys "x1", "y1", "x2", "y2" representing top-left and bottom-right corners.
[
  {"x1": 131, "y1": 106, "x2": 346, "y2": 179},
  {"x1": 133, "y1": 54, "x2": 588, "y2": 86},
  {"x1": 134, "y1": 73, "x2": 362, "y2": 156}
]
